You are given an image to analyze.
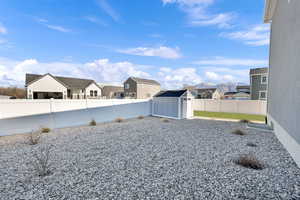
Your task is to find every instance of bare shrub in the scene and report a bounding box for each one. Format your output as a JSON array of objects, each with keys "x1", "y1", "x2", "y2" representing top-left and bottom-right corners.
[
  {"x1": 115, "y1": 118, "x2": 124, "y2": 123},
  {"x1": 89, "y1": 119, "x2": 97, "y2": 126},
  {"x1": 240, "y1": 119, "x2": 250, "y2": 123},
  {"x1": 138, "y1": 116, "x2": 144, "y2": 119},
  {"x1": 234, "y1": 154, "x2": 264, "y2": 170},
  {"x1": 28, "y1": 130, "x2": 41, "y2": 145},
  {"x1": 41, "y1": 127, "x2": 51, "y2": 133},
  {"x1": 232, "y1": 129, "x2": 246, "y2": 136},
  {"x1": 161, "y1": 118, "x2": 170, "y2": 123},
  {"x1": 246, "y1": 142, "x2": 257, "y2": 147},
  {"x1": 32, "y1": 145, "x2": 53, "y2": 177}
]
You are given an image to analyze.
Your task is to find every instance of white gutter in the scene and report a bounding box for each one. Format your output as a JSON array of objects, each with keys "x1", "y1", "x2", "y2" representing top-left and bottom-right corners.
[{"x1": 264, "y1": 0, "x2": 278, "y2": 23}]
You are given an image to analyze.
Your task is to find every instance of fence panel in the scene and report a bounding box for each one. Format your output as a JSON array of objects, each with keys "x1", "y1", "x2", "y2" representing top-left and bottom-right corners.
[
  {"x1": 0, "y1": 100, "x2": 152, "y2": 136},
  {"x1": 192, "y1": 99, "x2": 267, "y2": 115}
]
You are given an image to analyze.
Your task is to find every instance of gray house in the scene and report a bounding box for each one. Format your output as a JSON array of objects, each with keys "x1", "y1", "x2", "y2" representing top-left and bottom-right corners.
[
  {"x1": 124, "y1": 77, "x2": 161, "y2": 99},
  {"x1": 250, "y1": 67, "x2": 268, "y2": 100},
  {"x1": 264, "y1": 0, "x2": 300, "y2": 166}
]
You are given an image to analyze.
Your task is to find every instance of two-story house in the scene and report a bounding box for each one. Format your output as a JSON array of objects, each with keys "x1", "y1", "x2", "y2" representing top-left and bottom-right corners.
[
  {"x1": 123, "y1": 77, "x2": 161, "y2": 99},
  {"x1": 250, "y1": 67, "x2": 269, "y2": 100}
]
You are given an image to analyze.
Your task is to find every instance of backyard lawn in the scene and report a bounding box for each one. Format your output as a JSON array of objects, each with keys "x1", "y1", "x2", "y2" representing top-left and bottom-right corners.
[{"x1": 194, "y1": 111, "x2": 266, "y2": 122}]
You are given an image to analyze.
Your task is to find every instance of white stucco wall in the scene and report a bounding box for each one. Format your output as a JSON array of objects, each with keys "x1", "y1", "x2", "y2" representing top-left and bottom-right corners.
[{"x1": 27, "y1": 75, "x2": 67, "y2": 99}]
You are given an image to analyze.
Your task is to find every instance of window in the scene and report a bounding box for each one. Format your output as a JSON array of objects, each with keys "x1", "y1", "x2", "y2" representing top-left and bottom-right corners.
[
  {"x1": 90, "y1": 91, "x2": 94, "y2": 97},
  {"x1": 259, "y1": 91, "x2": 267, "y2": 100},
  {"x1": 94, "y1": 90, "x2": 98, "y2": 97},
  {"x1": 125, "y1": 83, "x2": 130, "y2": 89},
  {"x1": 261, "y1": 75, "x2": 268, "y2": 84}
]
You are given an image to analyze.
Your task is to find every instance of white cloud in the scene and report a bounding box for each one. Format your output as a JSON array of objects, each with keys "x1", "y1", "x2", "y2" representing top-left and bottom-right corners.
[
  {"x1": 118, "y1": 46, "x2": 182, "y2": 59},
  {"x1": 0, "y1": 57, "x2": 151, "y2": 87},
  {"x1": 0, "y1": 23, "x2": 7, "y2": 34},
  {"x1": 221, "y1": 24, "x2": 270, "y2": 46},
  {"x1": 96, "y1": 0, "x2": 121, "y2": 22},
  {"x1": 203, "y1": 67, "x2": 250, "y2": 83},
  {"x1": 162, "y1": 0, "x2": 234, "y2": 28},
  {"x1": 194, "y1": 57, "x2": 268, "y2": 66},
  {"x1": 158, "y1": 67, "x2": 202, "y2": 89},
  {"x1": 84, "y1": 16, "x2": 108, "y2": 26},
  {"x1": 46, "y1": 25, "x2": 71, "y2": 33}
]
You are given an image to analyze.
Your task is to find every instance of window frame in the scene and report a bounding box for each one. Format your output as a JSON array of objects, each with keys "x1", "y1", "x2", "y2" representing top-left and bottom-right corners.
[
  {"x1": 261, "y1": 74, "x2": 268, "y2": 84},
  {"x1": 259, "y1": 90, "x2": 267, "y2": 100},
  {"x1": 90, "y1": 90, "x2": 94, "y2": 97}
]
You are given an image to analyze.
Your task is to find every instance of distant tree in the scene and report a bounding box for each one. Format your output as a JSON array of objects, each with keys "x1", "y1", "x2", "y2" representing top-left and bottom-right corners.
[{"x1": 0, "y1": 87, "x2": 26, "y2": 99}]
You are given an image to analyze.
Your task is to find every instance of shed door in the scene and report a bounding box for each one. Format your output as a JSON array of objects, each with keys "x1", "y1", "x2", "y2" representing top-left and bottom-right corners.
[{"x1": 152, "y1": 97, "x2": 180, "y2": 119}]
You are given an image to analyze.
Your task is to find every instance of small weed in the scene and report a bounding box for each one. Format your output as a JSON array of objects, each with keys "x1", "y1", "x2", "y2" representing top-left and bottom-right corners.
[
  {"x1": 240, "y1": 119, "x2": 250, "y2": 123},
  {"x1": 234, "y1": 154, "x2": 264, "y2": 170},
  {"x1": 246, "y1": 142, "x2": 258, "y2": 147},
  {"x1": 31, "y1": 145, "x2": 53, "y2": 177},
  {"x1": 89, "y1": 119, "x2": 97, "y2": 126},
  {"x1": 232, "y1": 129, "x2": 246, "y2": 136},
  {"x1": 41, "y1": 127, "x2": 51, "y2": 133},
  {"x1": 28, "y1": 130, "x2": 41, "y2": 145},
  {"x1": 161, "y1": 118, "x2": 170, "y2": 123},
  {"x1": 115, "y1": 118, "x2": 124, "y2": 123}
]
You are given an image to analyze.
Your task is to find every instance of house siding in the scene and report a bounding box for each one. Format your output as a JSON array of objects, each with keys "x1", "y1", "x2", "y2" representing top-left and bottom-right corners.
[
  {"x1": 267, "y1": 0, "x2": 300, "y2": 165},
  {"x1": 250, "y1": 74, "x2": 268, "y2": 100},
  {"x1": 124, "y1": 78, "x2": 137, "y2": 98},
  {"x1": 136, "y1": 84, "x2": 161, "y2": 99},
  {"x1": 27, "y1": 74, "x2": 67, "y2": 99}
]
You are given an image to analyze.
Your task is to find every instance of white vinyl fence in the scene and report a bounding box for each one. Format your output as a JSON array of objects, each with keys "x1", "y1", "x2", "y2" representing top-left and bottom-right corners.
[
  {"x1": 0, "y1": 99, "x2": 152, "y2": 136},
  {"x1": 192, "y1": 99, "x2": 267, "y2": 115},
  {"x1": 0, "y1": 99, "x2": 149, "y2": 119}
]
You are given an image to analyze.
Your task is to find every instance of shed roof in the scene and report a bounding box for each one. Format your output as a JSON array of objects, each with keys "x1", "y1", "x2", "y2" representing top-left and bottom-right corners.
[
  {"x1": 154, "y1": 90, "x2": 187, "y2": 97},
  {"x1": 128, "y1": 77, "x2": 160, "y2": 85},
  {"x1": 26, "y1": 73, "x2": 100, "y2": 90}
]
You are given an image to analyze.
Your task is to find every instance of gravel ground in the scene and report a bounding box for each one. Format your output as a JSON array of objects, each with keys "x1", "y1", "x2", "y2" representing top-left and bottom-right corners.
[{"x1": 0, "y1": 117, "x2": 300, "y2": 199}]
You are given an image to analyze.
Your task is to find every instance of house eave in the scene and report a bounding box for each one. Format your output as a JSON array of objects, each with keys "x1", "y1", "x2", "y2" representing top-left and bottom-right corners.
[{"x1": 264, "y1": 0, "x2": 278, "y2": 23}]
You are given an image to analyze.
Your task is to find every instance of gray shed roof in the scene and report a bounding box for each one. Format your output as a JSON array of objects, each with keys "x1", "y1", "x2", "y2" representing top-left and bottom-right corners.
[
  {"x1": 25, "y1": 73, "x2": 100, "y2": 90},
  {"x1": 250, "y1": 67, "x2": 268, "y2": 75},
  {"x1": 154, "y1": 90, "x2": 187, "y2": 97},
  {"x1": 129, "y1": 77, "x2": 160, "y2": 85}
]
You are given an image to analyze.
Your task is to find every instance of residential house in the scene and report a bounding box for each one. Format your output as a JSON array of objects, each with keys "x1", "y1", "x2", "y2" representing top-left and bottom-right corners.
[
  {"x1": 124, "y1": 77, "x2": 161, "y2": 99},
  {"x1": 250, "y1": 67, "x2": 268, "y2": 100},
  {"x1": 224, "y1": 91, "x2": 250, "y2": 100},
  {"x1": 236, "y1": 85, "x2": 250, "y2": 93},
  {"x1": 101, "y1": 85, "x2": 124, "y2": 99},
  {"x1": 195, "y1": 88, "x2": 222, "y2": 100},
  {"x1": 264, "y1": 0, "x2": 300, "y2": 165},
  {"x1": 25, "y1": 73, "x2": 102, "y2": 99}
]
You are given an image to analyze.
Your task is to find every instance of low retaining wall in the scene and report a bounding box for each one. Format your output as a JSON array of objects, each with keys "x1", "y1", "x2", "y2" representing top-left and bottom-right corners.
[
  {"x1": 192, "y1": 99, "x2": 267, "y2": 115},
  {"x1": 0, "y1": 99, "x2": 149, "y2": 119},
  {"x1": 0, "y1": 101, "x2": 151, "y2": 136}
]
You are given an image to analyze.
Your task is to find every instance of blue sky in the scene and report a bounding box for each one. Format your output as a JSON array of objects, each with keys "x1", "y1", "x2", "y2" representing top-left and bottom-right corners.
[{"x1": 0, "y1": 0, "x2": 269, "y2": 89}]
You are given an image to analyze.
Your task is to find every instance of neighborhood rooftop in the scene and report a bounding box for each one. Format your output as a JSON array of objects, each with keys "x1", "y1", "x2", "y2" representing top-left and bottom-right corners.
[
  {"x1": 250, "y1": 67, "x2": 268, "y2": 75},
  {"x1": 129, "y1": 77, "x2": 160, "y2": 85},
  {"x1": 25, "y1": 73, "x2": 98, "y2": 89}
]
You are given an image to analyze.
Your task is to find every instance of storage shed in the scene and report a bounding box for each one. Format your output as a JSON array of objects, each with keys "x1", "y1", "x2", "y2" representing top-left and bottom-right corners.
[{"x1": 152, "y1": 90, "x2": 194, "y2": 119}]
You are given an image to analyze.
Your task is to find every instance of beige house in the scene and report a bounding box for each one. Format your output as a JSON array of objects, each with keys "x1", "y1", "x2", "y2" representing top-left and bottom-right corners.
[
  {"x1": 124, "y1": 77, "x2": 161, "y2": 99},
  {"x1": 101, "y1": 85, "x2": 124, "y2": 99},
  {"x1": 195, "y1": 88, "x2": 222, "y2": 100},
  {"x1": 25, "y1": 73, "x2": 102, "y2": 99}
]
